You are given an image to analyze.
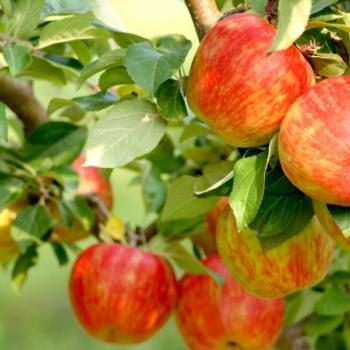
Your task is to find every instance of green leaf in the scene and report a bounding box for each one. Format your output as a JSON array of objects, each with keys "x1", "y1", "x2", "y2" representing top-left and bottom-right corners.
[
  {"x1": 85, "y1": 99, "x2": 166, "y2": 168},
  {"x1": 38, "y1": 14, "x2": 108, "y2": 49},
  {"x1": 112, "y1": 32, "x2": 149, "y2": 48},
  {"x1": 270, "y1": 0, "x2": 312, "y2": 52},
  {"x1": 316, "y1": 287, "x2": 350, "y2": 316},
  {"x1": 61, "y1": 195, "x2": 95, "y2": 231},
  {"x1": 147, "y1": 135, "x2": 185, "y2": 174},
  {"x1": 250, "y1": 166, "x2": 314, "y2": 242},
  {"x1": 316, "y1": 334, "x2": 347, "y2": 350},
  {"x1": 230, "y1": 151, "x2": 269, "y2": 231},
  {"x1": 0, "y1": 102, "x2": 7, "y2": 141},
  {"x1": 150, "y1": 237, "x2": 223, "y2": 285},
  {"x1": 0, "y1": 176, "x2": 26, "y2": 210},
  {"x1": 91, "y1": 20, "x2": 149, "y2": 48},
  {"x1": 310, "y1": 53, "x2": 347, "y2": 77},
  {"x1": 47, "y1": 98, "x2": 78, "y2": 115},
  {"x1": 328, "y1": 206, "x2": 350, "y2": 238},
  {"x1": 161, "y1": 175, "x2": 218, "y2": 221},
  {"x1": 194, "y1": 161, "x2": 234, "y2": 198},
  {"x1": 69, "y1": 41, "x2": 92, "y2": 65},
  {"x1": 11, "y1": 0, "x2": 45, "y2": 39},
  {"x1": 22, "y1": 122, "x2": 87, "y2": 170},
  {"x1": 141, "y1": 162, "x2": 167, "y2": 213},
  {"x1": 78, "y1": 49, "x2": 125, "y2": 85},
  {"x1": 11, "y1": 204, "x2": 51, "y2": 254},
  {"x1": 73, "y1": 91, "x2": 117, "y2": 111},
  {"x1": 180, "y1": 122, "x2": 211, "y2": 142},
  {"x1": 156, "y1": 79, "x2": 187, "y2": 119},
  {"x1": 304, "y1": 315, "x2": 344, "y2": 336},
  {"x1": 4, "y1": 45, "x2": 33, "y2": 75},
  {"x1": 284, "y1": 290, "x2": 322, "y2": 327},
  {"x1": 11, "y1": 244, "x2": 38, "y2": 294},
  {"x1": 154, "y1": 34, "x2": 192, "y2": 62},
  {"x1": 50, "y1": 242, "x2": 69, "y2": 266},
  {"x1": 306, "y1": 21, "x2": 350, "y2": 33},
  {"x1": 246, "y1": 0, "x2": 269, "y2": 17},
  {"x1": 42, "y1": 0, "x2": 95, "y2": 17},
  {"x1": 124, "y1": 42, "x2": 185, "y2": 95},
  {"x1": 98, "y1": 67, "x2": 133, "y2": 90},
  {"x1": 311, "y1": 0, "x2": 338, "y2": 14},
  {"x1": 18, "y1": 56, "x2": 66, "y2": 85}
]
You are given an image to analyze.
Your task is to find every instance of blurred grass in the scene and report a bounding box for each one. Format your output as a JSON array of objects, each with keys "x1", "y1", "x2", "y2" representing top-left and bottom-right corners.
[{"x1": 0, "y1": 1, "x2": 197, "y2": 349}]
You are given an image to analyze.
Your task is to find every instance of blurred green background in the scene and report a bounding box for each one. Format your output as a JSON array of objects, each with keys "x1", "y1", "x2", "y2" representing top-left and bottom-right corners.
[{"x1": 0, "y1": 1, "x2": 198, "y2": 349}]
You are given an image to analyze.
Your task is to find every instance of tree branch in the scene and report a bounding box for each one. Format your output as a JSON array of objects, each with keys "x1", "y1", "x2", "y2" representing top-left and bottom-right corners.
[
  {"x1": 0, "y1": 74, "x2": 47, "y2": 134},
  {"x1": 184, "y1": 0, "x2": 222, "y2": 40}
]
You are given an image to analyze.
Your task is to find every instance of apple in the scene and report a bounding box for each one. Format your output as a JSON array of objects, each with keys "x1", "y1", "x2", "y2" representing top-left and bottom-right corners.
[
  {"x1": 192, "y1": 197, "x2": 229, "y2": 255},
  {"x1": 279, "y1": 76, "x2": 350, "y2": 206},
  {"x1": 216, "y1": 206, "x2": 335, "y2": 297},
  {"x1": 176, "y1": 254, "x2": 284, "y2": 350},
  {"x1": 0, "y1": 202, "x2": 24, "y2": 262},
  {"x1": 186, "y1": 13, "x2": 314, "y2": 147},
  {"x1": 73, "y1": 153, "x2": 113, "y2": 210},
  {"x1": 313, "y1": 200, "x2": 350, "y2": 251},
  {"x1": 69, "y1": 243, "x2": 177, "y2": 344}
]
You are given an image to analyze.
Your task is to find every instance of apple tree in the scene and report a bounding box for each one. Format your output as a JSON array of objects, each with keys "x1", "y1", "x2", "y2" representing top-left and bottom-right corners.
[{"x1": 1, "y1": 0, "x2": 350, "y2": 349}]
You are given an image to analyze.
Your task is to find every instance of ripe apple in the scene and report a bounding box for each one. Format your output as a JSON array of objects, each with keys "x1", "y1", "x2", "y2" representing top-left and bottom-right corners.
[
  {"x1": 279, "y1": 76, "x2": 350, "y2": 206},
  {"x1": 192, "y1": 197, "x2": 229, "y2": 255},
  {"x1": 216, "y1": 206, "x2": 335, "y2": 297},
  {"x1": 0, "y1": 202, "x2": 24, "y2": 262},
  {"x1": 69, "y1": 243, "x2": 177, "y2": 344},
  {"x1": 73, "y1": 153, "x2": 113, "y2": 209},
  {"x1": 313, "y1": 200, "x2": 350, "y2": 251},
  {"x1": 176, "y1": 254, "x2": 284, "y2": 350},
  {"x1": 186, "y1": 13, "x2": 314, "y2": 147}
]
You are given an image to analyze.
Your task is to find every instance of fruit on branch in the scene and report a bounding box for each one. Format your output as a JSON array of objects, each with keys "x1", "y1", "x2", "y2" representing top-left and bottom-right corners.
[
  {"x1": 216, "y1": 206, "x2": 335, "y2": 297},
  {"x1": 186, "y1": 13, "x2": 314, "y2": 147},
  {"x1": 0, "y1": 202, "x2": 25, "y2": 262},
  {"x1": 176, "y1": 254, "x2": 284, "y2": 350},
  {"x1": 69, "y1": 243, "x2": 177, "y2": 344},
  {"x1": 313, "y1": 200, "x2": 350, "y2": 251},
  {"x1": 192, "y1": 197, "x2": 229, "y2": 255},
  {"x1": 73, "y1": 153, "x2": 113, "y2": 210},
  {"x1": 279, "y1": 76, "x2": 350, "y2": 206}
]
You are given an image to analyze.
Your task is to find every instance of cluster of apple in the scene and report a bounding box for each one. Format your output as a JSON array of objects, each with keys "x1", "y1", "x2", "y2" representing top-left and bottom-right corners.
[
  {"x1": 187, "y1": 12, "x2": 350, "y2": 296},
  {"x1": 69, "y1": 201, "x2": 285, "y2": 350}
]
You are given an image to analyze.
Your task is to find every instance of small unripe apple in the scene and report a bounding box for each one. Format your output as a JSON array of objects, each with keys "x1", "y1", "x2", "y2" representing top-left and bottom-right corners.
[
  {"x1": 73, "y1": 153, "x2": 113, "y2": 209},
  {"x1": 69, "y1": 243, "x2": 177, "y2": 344},
  {"x1": 187, "y1": 13, "x2": 314, "y2": 147},
  {"x1": 217, "y1": 206, "x2": 335, "y2": 297},
  {"x1": 176, "y1": 254, "x2": 284, "y2": 350},
  {"x1": 279, "y1": 76, "x2": 350, "y2": 206}
]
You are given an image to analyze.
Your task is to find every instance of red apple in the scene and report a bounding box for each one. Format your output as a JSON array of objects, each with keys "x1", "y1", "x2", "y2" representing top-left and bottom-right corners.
[
  {"x1": 216, "y1": 206, "x2": 335, "y2": 297},
  {"x1": 69, "y1": 243, "x2": 177, "y2": 344},
  {"x1": 73, "y1": 153, "x2": 113, "y2": 209},
  {"x1": 279, "y1": 76, "x2": 350, "y2": 206},
  {"x1": 186, "y1": 13, "x2": 314, "y2": 147},
  {"x1": 176, "y1": 254, "x2": 284, "y2": 350}
]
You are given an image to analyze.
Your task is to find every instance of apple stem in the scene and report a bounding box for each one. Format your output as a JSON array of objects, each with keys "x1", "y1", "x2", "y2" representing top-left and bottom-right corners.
[
  {"x1": 265, "y1": 0, "x2": 278, "y2": 27},
  {"x1": 184, "y1": 0, "x2": 222, "y2": 40}
]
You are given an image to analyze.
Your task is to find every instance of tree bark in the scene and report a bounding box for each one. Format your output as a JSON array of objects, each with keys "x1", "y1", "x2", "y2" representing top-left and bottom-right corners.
[
  {"x1": 184, "y1": 0, "x2": 221, "y2": 40},
  {"x1": 0, "y1": 75, "x2": 47, "y2": 134}
]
